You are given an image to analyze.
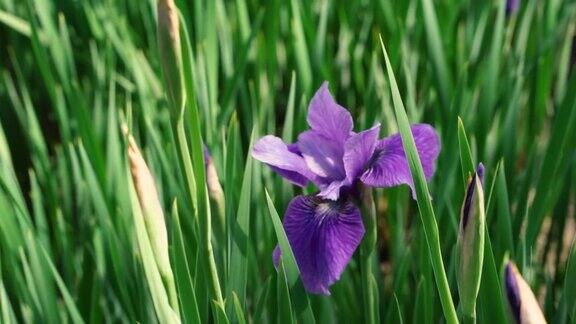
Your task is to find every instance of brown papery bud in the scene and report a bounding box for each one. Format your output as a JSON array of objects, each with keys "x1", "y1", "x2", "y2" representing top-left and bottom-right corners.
[
  {"x1": 127, "y1": 135, "x2": 172, "y2": 280},
  {"x1": 157, "y1": 0, "x2": 185, "y2": 116}
]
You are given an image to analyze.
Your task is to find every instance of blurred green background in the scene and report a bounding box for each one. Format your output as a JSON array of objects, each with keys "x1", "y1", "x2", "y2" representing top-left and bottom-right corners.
[{"x1": 0, "y1": 0, "x2": 575, "y2": 323}]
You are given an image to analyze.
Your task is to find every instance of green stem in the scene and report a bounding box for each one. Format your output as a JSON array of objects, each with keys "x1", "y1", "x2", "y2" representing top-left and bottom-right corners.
[
  {"x1": 174, "y1": 119, "x2": 198, "y2": 219},
  {"x1": 462, "y1": 312, "x2": 476, "y2": 324},
  {"x1": 162, "y1": 272, "x2": 180, "y2": 314},
  {"x1": 209, "y1": 189, "x2": 226, "y2": 248},
  {"x1": 359, "y1": 187, "x2": 379, "y2": 324},
  {"x1": 420, "y1": 207, "x2": 459, "y2": 324}
]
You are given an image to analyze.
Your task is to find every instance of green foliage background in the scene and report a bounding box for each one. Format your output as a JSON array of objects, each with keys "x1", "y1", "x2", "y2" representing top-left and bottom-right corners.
[{"x1": 0, "y1": 0, "x2": 575, "y2": 322}]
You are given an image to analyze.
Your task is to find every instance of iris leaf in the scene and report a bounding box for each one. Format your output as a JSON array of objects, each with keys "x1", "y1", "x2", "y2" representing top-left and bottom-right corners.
[{"x1": 380, "y1": 35, "x2": 458, "y2": 324}]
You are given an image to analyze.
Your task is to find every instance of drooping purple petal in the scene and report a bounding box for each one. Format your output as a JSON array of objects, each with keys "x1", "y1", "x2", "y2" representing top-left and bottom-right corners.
[
  {"x1": 287, "y1": 143, "x2": 302, "y2": 155},
  {"x1": 298, "y1": 130, "x2": 346, "y2": 181},
  {"x1": 306, "y1": 82, "x2": 353, "y2": 145},
  {"x1": 360, "y1": 124, "x2": 440, "y2": 196},
  {"x1": 281, "y1": 195, "x2": 364, "y2": 294},
  {"x1": 343, "y1": 124, "x2": 381, "y2": 182},
  {"x1": 269, "y1": 167, "x2": 310, "y2": 187},
  {"x1": 252, "y1": 135, "x2": 316, "y2": 187}
]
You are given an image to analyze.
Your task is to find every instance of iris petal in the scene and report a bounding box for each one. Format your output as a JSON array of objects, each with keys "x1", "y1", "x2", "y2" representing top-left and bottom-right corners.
[
  {"x1": 343, "y1": 123, "x2": 381, "y2": 182},
  {"x1": 252, "y1": 135, "x2": 315, "y2": 187},
  {"x1": 313, "y1": 124, "x2": 381, "y2": 200},
  {"x1": 360, "y1": 124, "x2": 440, "y2": 196},
  {"x1": 298, "y1": 130, "x2": 346, "y2": 181},
  {"x1": 317, "y1": 179, "x2": 348, "y2": 201},
  {"x1": 307, "y1": 82, "x2": 353, "y2": 145},
  {"x1": 279, "y1": 195, "x2": 364, "y2": 294}
]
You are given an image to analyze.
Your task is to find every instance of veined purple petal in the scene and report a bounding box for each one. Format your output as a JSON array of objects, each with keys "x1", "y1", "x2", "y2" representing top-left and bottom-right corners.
[
  {"x1": 298, "y1": 130, "x2": 346, "y2": 181},
  {"x1": 505, "y1": 262, "x2": 521, "y2": 324},
  {"x1": 343, "y1": 124, "x2": 381, "y2": 182},
  {"x1": 281, "y1": 195, "x2": 364, "y2": 294},
  {"x1": 307, "y1": 82, "x2": 353, "y2": 145},
  {"x1": 360, "y1": 124, "x2": 440, "y2": 196},
  {"x1": 298, "y1": 125, "x2": 381, "y2": 200},
  {"x1": 252, "y1": 135, "x2": 315, "y2": 187},
  {"x1": 317, "y1": 179, "x2": 349, "y2": 201}
]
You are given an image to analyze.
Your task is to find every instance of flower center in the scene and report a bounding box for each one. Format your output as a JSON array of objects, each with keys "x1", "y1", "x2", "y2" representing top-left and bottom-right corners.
[{"x1": 316, "y1": 202, "x2": 333, "y2": 215}]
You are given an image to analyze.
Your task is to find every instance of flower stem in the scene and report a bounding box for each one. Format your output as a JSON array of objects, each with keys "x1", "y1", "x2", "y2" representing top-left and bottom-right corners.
[
  {"x1": 174, "y1": 118, "x2": 197, "y2": 217},
  {"x1": 359, "y1": 186, "x2": 379, "y2": 324},
  {"x1": 162, "y1": 272, "x2": 179, "y2": 314},
  {"x1": 462, "y1": 312, "x2": 476, "y2": 324}
]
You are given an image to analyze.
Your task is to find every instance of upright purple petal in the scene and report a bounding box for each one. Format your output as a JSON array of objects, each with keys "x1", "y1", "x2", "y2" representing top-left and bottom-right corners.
[
  {"x1": 343, "y1": 124, "x2": 381, "y2": 182},
  {"x1": 252, "y1": 135, "x2": 316, "y2": 187},
  {"x1": 307, "y1": 82, "x2": 353, "y2": 145},
  {"x1": 360, "y1": 124, "x2": 440, "y2": 196},
  {"x1": 298, "y1": 130, "x2": 346, "y2": 181},
  {"x1": 281, "y1": 195, "x2": 364, "y2": 294}
]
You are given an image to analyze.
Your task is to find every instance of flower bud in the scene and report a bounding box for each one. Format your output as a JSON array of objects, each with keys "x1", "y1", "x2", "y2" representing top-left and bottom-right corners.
[
  {"x1": 203, "y1": 145, "x2": 225, "y2": 241},
  {"x1": 127, "y1": 135, "x2": 172, "y2": 281},
  {"x1": 505, "y1": 262, "x2": 547, "y2": 324},
  {"x1": 157, "y1": 0, "x2": 185, "y2": 117},
  {"x1": 506, "y1": 0, "x2": 519, "y2": 15},
  {"x1": 457, "y1": 163, "x2": 485, "y2": 318},
  {"x1": 203, "y1": 146, "x2": 224, "y2": 205}
]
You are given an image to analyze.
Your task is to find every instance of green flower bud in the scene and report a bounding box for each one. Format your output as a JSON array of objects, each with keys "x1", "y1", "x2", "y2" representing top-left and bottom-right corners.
[{"x1": 457, "y1": 163, "x2": 485, "y2": 319}]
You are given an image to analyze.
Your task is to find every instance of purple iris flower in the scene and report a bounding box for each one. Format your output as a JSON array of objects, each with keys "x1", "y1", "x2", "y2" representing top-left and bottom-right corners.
[{"x1": 252, "y1": 82, "x2": 440, "y2": 294}]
